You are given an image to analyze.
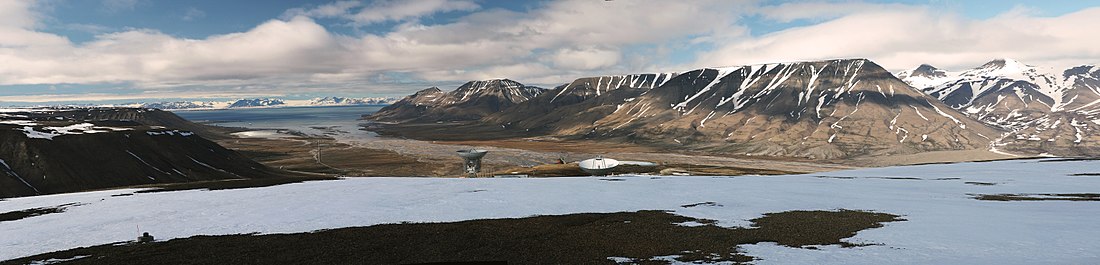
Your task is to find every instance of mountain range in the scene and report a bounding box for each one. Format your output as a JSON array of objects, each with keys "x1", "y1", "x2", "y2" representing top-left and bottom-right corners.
[
  {"x1": 369, "y1": 58, "x2": 1008, "y2": 159},
  {"x1": 897, "y1": 58, "x2": 1100, "y2": 155},
  {"x1": 368, "y1": 79, "x2": 546, "y2": 122},
  {"x1": 99, "y1": 96, "x2": 398, "y2": 111}
]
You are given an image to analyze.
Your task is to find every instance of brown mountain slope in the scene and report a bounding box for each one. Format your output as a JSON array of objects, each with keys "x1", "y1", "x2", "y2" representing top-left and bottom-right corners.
[
  {"x1": 901, "y1": 60, "x2": 1100, "y2": 156},
  {"x1": 367, "y1": 79, "x2": 544, "y2": 122},
  {"x1": 0, "y1": 108, "x2": 291, "y2": 198},
  {"x1": 484, "y1": 59, "x2": 1003, "y2": 159}
]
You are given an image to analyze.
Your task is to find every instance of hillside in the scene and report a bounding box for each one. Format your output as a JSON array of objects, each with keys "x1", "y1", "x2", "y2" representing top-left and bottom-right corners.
[
  {"x1": 482, "y1": 73, "x2": 675, "y2": 133},
  {"x1": 900, "y1": 59, "x2": 1100, "y2": 156},
  {"x1": 0, "y1": 108, "x2": 291, "y2": 198},
  {"x1": 418, "y1": 59, "x2": 999, "y2": 159}
]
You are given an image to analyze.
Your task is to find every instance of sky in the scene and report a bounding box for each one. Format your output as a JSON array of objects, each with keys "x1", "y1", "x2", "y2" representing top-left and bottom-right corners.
[{"x1": 1, "y1": 0, "x2": 1099, "y2": 105}]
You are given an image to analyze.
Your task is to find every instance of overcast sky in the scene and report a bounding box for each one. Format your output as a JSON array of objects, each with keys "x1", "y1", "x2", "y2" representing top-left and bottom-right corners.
[{"x1": 1, "y1": 0, "x2": 1098, "y2": 105}]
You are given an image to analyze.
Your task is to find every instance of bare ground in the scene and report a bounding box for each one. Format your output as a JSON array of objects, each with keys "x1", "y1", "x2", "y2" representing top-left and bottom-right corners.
[{"x1": 0, "y1": 210, "x2": 903, "y2": 265}]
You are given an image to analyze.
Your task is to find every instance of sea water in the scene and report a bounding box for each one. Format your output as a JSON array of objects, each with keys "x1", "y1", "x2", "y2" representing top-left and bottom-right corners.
[{"x1": 173, "y1": 105, "x2": 385, "y2": 140}]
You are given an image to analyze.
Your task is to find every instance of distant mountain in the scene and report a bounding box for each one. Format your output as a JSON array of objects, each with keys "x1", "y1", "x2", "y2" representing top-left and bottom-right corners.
[
  {"x1": 900, "y1": 59, "x2": 1100, "y2": 155},
  {"x1": 135, "y1": 101, "x2": 225, "y2": 110},
  {"x1": 306, "y1": 96, "x2": 393, "y2": 106},
  {"x1": 367, "y1": 79, "x2": 546, "y2": 122},
  {"x1": 0, "y1": 108, "x2": 289, "y2": 198},
  {"x1": 228, "y1": 98, "x2": 286, "y2": 108},
  {"x1": 110, "y1": 96, "x2": 397, "y2": 111}
]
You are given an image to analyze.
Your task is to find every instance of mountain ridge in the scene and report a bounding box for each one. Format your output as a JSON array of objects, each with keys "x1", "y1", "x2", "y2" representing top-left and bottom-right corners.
[
  {"x1": 899, "y1": 59, "x2": 1100, "y2": 156},
  {"x1": 373, "y1": 58, "x2": 1003, "y2": 160},
  {"x1": 367, "y1": 79, "x2": 546, "y2": 122}
]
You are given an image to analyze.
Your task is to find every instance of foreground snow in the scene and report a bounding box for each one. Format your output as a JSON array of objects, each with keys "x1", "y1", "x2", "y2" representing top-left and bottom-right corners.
[{"x1": 2, "y1": 159, "x2": 1099, "y2": 264}]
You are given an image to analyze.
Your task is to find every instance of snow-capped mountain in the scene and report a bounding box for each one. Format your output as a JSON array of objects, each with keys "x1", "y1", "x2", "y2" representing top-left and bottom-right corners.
[
  {"x1": 367, "y1": 79, "x2": 546, "y2": 122},
  {"x1": 227, "y1": 98, "x2": 286, "y2": 108},
  {"x1": 385, "y1": 59, "x2": 997, "y2": 159},
  {"x1": 135, "y1": 101, "x2": 228, "y2": 110},
  {"x1": 304, "y1": 96, "x2": 393, "y2": 106},
  {"x1": 112, "y1": 96, "x2": 398, "y2": 110},
  {"x1": 900, "y1": 59, "x2": 1100, "y2": 155},
  {"x1": 482, "y1": 73, "x2": 678, "y2": 132},
  {"x1": 546, "y1": 59, "x2": 998, "y2": 158},
  {"x1": 894, "y1": 64, "x2": 950, "y2": 89}
]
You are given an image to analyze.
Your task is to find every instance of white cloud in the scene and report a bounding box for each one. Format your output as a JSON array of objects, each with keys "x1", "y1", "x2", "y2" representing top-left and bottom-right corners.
[
  {"x1": 550, "y1": 47, "x2": 621, "y2": 70},
  {"x1": 695, "y1": 3, "x2": 1100, "y2": 71},
  {"x1": 351, "y1": 0, "x2": 479, "y2": 25},
  {"x1": 0, "y1": 0, "x2": 749, "y2": 101},
  {"x1": 757, "y1": 1, "x2": 914, "y2": 23},
  {"x1": 0, "y1": 0, "x2": 38, "y2": 29},
  {"x1": 0, "y1": 91, "x2": 283, "y2": 103},
  {"x1": 5, "y1": 0, "x2": 1100, "y2": 104},
  {"x1": 182, "y1": 7, "x2": 206, "y2": 21},
  {"x1": 282, "y1": 1, "x2": 362, "y2": 19}
]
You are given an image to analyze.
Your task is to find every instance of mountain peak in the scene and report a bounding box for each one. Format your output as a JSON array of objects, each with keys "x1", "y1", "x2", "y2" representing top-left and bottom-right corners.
[
  {"x1": 979, "y1": 58, "x2": 1029, "y2": 70},
  {"x1": 415, "y1": 87, "x2": 443, "y2": 94},
  {"x1": 908, "y1": 64, "x2": 947, "y2": 79}
]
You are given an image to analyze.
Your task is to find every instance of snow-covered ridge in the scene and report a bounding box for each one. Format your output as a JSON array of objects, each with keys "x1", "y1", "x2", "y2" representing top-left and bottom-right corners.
[
  {"x1": 2, "y1": 117, "x2": 134, "y2": 140},
  {"x1": 443, "y1": 79, "x2": 545, "y2": 105},
  {"x1": 899, "y1": 58, "x2": 1079, "y2": 111},
  {"x1": 669, "y1": 59, "x2": 871, "y2": 114},
  {"x1": 550, "y1": 73, "x2": 676, "y2": 103}
]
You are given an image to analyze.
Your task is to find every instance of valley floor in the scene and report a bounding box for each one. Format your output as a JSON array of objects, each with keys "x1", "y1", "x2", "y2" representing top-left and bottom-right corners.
[
  {"x1": 214, "y1": 125, "x2": 852, "y2": 177},
  {"x1": 1, "y1": 159, "x2": 1098, "y2": 264}
]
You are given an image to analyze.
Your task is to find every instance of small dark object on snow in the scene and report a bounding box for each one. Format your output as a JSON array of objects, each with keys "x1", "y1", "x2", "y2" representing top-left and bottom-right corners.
[{"x1": 138, "y1": 232, "x2": 154, "y2": 243}]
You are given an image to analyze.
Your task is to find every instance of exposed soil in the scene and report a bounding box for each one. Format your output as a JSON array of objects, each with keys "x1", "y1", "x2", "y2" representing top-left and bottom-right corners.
[
  {"x1": 214, "y1": 136, "x2": 461, "y2": 177},
  {"x1": 1, "y1": 209, "x2": 903, "y2": 265},
  {"x1": 132, "y1": 177, "x2": 339, "y2": 193},
  {"x1": 0, "y1": 203, "x2": 77, "y2": 223},
  {"x1": 964, "y1": 181, "x2": 997, "y2": 186},
  {"x1": 815, "y1": 176, "x2": 857, "y2": 179},
  {"x1": 680, "y1": 202, "x2": 722, "y2": 208},
  {"x1": 972, "y1": 193, "x2": 1100, "y2": 201}
]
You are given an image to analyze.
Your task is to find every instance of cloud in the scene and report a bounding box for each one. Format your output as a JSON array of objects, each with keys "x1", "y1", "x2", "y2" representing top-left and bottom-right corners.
[
  {"x1": 695, "y1": 3, "x2": 1100, "y2": 71},
  {"x1": 286, "y1": 0, "x2": 479, "y2": 25},
  {"x1": 757, "y1": 1, "x2": 915, "y2": 22},
  {"x1": 550, "y1": 47, "x2": 622, "y2": 70},
  {"x1": 351, "y1": 0, "x2": 479, "y2": 25},
  {"x1": 0, "y1": 91, "x2": 283, "y2": 103},
  {"x1": 0, "y1": 0, "x2": 38, "y2": 29},
  {"x1": 282, "y1": 1, "x2": 361, "y2": 19},
  {"x1": 5, "y1": 0, "x2": 1100, "y2": 104},
  {"x1": 0, "y1": 0, "x2": 747, "y2": 102},
  {"x1": 62, "y1": 23, "x2": 113, "y2": 34},
  {"x1": 182, "y1": 7, "x2": 206, "y2": 21}
]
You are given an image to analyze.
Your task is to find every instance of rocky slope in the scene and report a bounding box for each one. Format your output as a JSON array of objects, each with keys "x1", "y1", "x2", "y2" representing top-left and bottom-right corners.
[
  {"x1": 366, "y1": 79, "x2": 545, "y2": 122},
  {"x1": 378, "y1": 59, "x2": 1002, "y2": 159},
  {"x1": 899, "y1": 59, "x2": 1100, "y2": 156},
  {"x1": 483, "y1": 73, "x2": 675, "y2": 133},
  {"x1": 528, "y1": 59, "x2": 999, "y2": 158},
  {"x1": 0, "y1": 108, "x2": 288, "y2": 198}
]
